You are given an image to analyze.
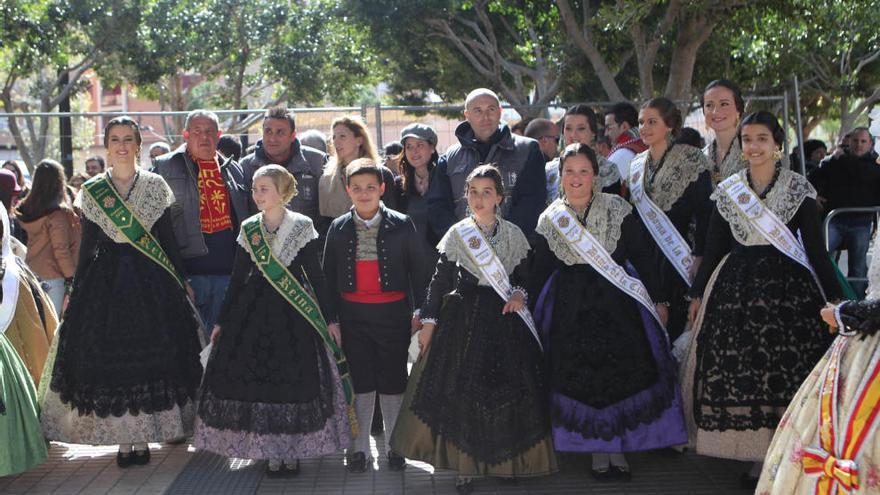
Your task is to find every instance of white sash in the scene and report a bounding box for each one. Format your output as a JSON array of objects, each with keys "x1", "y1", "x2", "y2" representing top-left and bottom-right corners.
[
  {"x1": 546, "y1": 204, "x2": 666, "y2": 330},
  {"x1": 719, "y1": 174, "x2": 825, "y2": 299},
  {"x1": 0, "y1": 202, "x2": 20, "y2": 334},
  {"x1": 629, "y1": 154, "x2": 694, "y2": 286},
  {"x1": 454, "y1": 221, "x2": 542, "y2": 349}
]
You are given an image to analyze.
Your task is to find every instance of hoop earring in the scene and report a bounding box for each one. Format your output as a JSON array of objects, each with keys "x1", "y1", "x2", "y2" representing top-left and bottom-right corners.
[
  {"x1": 741, "y1": 151, "x2": 747, "y2": 161},
  {"x1": 772, "y1": 149, "x2": 782, "y2": 162}
]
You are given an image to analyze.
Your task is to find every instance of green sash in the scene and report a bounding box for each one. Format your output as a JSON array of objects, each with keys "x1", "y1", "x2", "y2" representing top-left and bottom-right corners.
[
  {"x1": 241, "y1": 215, "x2": 359, "y2": 435},
  {"x1": 83, "y1": 175, "x2": 185, "y2": 289}
]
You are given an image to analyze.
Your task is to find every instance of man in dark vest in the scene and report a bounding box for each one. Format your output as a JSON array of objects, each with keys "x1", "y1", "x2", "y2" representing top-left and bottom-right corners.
[
  {"x1": 426, "y1": 88, "x2": 546, "y2": 238},
  {"x1": 153, "y1": 109, "x2": 251, "y2": 337}
]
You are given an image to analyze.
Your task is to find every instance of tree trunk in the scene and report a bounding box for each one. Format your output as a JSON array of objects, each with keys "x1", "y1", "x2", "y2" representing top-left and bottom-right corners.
[
  {"x1": 802, "y1": 116, "x2": 824, "y2": 139},
  {"x1": 664, "y1": 16, "x2": 717, "y2": 104},
  {"x1": 555, "y1": 0, "x2": 626, "y2": 101}
]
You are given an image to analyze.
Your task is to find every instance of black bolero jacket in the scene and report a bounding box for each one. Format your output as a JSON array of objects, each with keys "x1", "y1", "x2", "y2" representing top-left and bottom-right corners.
[{"x1": 322, "y1": 204, "x2": 431, "y2": 323}]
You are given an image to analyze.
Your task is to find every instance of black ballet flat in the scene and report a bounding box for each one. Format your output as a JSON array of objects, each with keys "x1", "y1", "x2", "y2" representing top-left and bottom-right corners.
[
  {"x1": 590, "y1": 466, "x2": 613, "y2": 482},
  {"x1": 116, "y1": 451, "x2": 133, "y2": 468},
  {"x1": 283, "y1": 459, "x2": 300, "y2": 477},
  {"x1": 347, "y1": 451, "x2": 367, "y2": 473},
  {"x1": 387, "y1": 451, "x2": 406, "y2": 471},
  {"x1": 265, "y1": 464, "x2": 284, "y2": 478},
  {"x1": 455, "y1": 477, "x2": 474, "y2": 494},
  {"x1": 132, "y1": 447, "x2": 150, "y2": 466}
]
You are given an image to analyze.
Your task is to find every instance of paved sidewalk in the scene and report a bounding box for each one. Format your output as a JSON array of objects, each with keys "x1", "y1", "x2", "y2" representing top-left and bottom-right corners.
[{"x1": 1, "y1": 437, "x2": 757, "y2": 495}]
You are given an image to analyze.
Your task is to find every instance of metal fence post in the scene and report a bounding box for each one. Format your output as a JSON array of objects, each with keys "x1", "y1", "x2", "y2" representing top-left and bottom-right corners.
[
  {"x1": 375, "y1": 103, "x2": 384, "y2": 148},
  {"x1": 793, "y1": 76, "x2": 807, "y2": 176},
  {"x1": 782, "y1": 88, "x2": 791, "y2": 167}
]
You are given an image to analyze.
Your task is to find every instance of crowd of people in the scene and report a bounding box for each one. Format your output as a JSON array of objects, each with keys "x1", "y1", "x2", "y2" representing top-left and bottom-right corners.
[{"x1": 1, "y1": 80, "x2": 879, "y2": 495}]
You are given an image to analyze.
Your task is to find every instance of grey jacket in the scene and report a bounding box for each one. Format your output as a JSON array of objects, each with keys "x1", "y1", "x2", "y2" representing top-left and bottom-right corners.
[
  {"x1": 240, "y1": 139, "x2": 328, "y2": 227},
  {"x1": 153, "y1": 145, "x2": 252, "y2": 259}
]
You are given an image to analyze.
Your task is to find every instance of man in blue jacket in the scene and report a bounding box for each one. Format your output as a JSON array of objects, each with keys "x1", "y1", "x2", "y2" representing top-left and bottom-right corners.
[{"x1": 426, "y1": 88, "x2": 546, "y2": 239}]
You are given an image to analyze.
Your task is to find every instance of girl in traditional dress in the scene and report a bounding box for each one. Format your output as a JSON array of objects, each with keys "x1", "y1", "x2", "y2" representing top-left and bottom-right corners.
[
  {"x1": 531, "y1": 143, "x2": 687, "y2": 480},
  {"x1": 757, "y1": 245, "x2": 880, "y2": 494},
  {"x1": 629, "y1": 97, "x2": 713, "y2": 342},
  {"x1": 684, "y1": 111, "x2": 842, "y2": 487},
  {"x1": 39, "y1": 117, "x2": 203, "y2": 468},
  {"x1": 0, "y1": 206, "x2": 58, "y2": 388},
  {"x1": 756, "y1": 121, "x2": 880, "y2": 495},
  {"x1": 0, "y1": 202, "x2": 48, "y2": 477},
  {"x1": 391, "y1": 164, "x2": 556, "y2": 494},
  {"x1": 702, "y1": 79, "x2": 749, "y2": 185},
  {"x1": 194, "y1": 164, "x2": 351, "y2": 477},
  {"x1": 546, "y1": 105, "x2": 621, "y2": 203}
]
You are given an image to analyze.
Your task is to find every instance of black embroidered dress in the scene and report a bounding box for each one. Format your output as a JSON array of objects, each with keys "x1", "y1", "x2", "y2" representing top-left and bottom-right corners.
[
  {"x1": 630, "y1": 144, "x2": 713, "y2": 341},
  {"x1": 194, "y1": 211, "x2": 349, "y2": 461},
  {"x1": 683, "y1": 167, "x2": 841, "y2": 461},
  {"x1": 40, "y1": 171, "x2": 203, "y2": 445},
  {"x1": 530, "y1": 195, "x2": 687, "y2": 452},
  {"x1": 390, "y1": 217, "x2": 557, "y2": 477}
]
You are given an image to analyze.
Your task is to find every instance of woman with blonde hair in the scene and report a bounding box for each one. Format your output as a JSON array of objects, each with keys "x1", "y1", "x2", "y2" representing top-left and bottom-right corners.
[
  {"x1": 318, "y1": 116, "x2": 397, "y2": 220},
  {"x1": 195, "y1": 164, "x2": 351, "y2": 477}
]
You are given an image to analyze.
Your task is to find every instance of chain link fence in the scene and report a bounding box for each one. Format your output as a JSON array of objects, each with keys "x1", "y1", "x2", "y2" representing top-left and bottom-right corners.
[{"x1": 0, "y1": 95, "x2": 793, "y2": 175}]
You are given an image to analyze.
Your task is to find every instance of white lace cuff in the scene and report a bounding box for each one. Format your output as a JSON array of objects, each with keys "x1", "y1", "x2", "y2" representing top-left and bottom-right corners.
[
  {"x1": 511, "y1": 286, "x2": 528, "y2": 305},
  {"x1": 420, "y1": 318, "x2": 438, "y2": 326}
]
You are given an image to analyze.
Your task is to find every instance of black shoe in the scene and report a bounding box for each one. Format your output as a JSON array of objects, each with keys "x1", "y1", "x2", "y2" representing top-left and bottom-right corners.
[
  {"x1": 347, "y1": 451, "x2": 367, "y2": 473},
  {"x1": 165, "y1": 437, "x2": 187, "y2": 445},
  {"x1": 609, "y1": 465, "x2": 632, "y2": 481},
  {"x1": 498, "y1": 477, "x2": 517, "y2": 485},
  {"x1": 387, "y1": 451, "x2": 406, "y2": 471},
  {"x1": 132, "y1": 447, "x2": 150, "y2": 466},
  {"x1": 283, "y1": 459, "x2": 300, "y2": 477},
  {"x1": 740, "y1": 472, "x2": 759, "y2": 489},
  {"x1": 266, "y1": 463, "x2": 284, "y2": 478},
  {"x1": 455, "y1": 477, "x2": 474, "y2": 494},
  {"x1": 590, "y1": 466, "x2": 613, "y2": 482},
  {"x1": 116, "y1": 451, "x2": 133, "y2": 468}
]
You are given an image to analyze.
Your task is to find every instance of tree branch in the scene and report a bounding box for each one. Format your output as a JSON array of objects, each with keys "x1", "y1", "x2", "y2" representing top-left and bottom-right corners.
[{"x1": 555, "y1": 0, "x2": 625, "y2": 101}]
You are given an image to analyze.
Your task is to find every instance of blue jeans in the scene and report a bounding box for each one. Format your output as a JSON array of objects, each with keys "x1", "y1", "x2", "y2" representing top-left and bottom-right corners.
[
  {"x1": 827, "y1": 216, "x2": 873, "y2": 298},
  {"x1": 188, "y1": 274, "x2": 231, "y2": 339},
  {"x1": 41, "y1": 277, "x2": 65, "y2": 318}
]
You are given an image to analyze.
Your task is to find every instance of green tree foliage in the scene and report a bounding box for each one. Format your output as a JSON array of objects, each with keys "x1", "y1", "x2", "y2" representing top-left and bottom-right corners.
[
  {"x1": 1, "y1": 0, "x2": 144, "y2": 169},
  {"x1": 346, "y1": 0, "x2": 568, "y2": 117}
]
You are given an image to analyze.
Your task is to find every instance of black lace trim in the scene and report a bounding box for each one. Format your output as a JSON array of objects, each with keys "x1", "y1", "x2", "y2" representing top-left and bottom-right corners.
[
  {"x1": 48, "y1": 242, "x2": 203, "y2": 418},
  {"x1": 410, "y1": 286, "x2": 550, "y2": 465},
  {"x1": 693, "y1": 249, "x2": 831, "y2": 432},
  {"x1": 197, "y1": 347, "x2": 336, "y2": 435}
]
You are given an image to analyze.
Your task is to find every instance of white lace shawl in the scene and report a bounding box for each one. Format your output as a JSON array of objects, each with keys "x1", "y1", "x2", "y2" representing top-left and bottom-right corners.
[
  {"x1": 703, "y1": 137, "x2": 748, "y2": 184},
  {"x1": 638, "y1": 144, "x2": 712, "y2": 211},
  {"x1": 75, "y1": 170, "x2": 174, "y2": 243},
  {"x1": 711, "y1": 168, "x2": 817, "y2": 246},
  {"x1": 237, "y1": 210, "x2": 318, "y2": 266},
  {"x1": 535, "y1": 195, "x2": 632, "y2": 266},
  {"x1": 436, "y1": 217, "x2": 530, "y2": 286}
]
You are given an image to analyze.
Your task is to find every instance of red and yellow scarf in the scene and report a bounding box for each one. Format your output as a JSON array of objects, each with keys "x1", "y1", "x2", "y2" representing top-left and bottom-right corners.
[{"x1": 195, "y1": 157, "x2": 233, "y2": 234}]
